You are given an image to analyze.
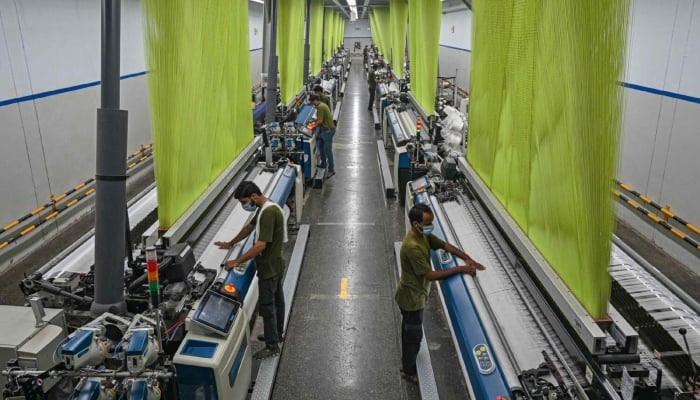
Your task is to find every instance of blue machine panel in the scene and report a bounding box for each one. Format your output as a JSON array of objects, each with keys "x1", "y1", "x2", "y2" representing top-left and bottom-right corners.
[
  {"x1": 76, "y1": 380, "x2": 100, "y2": 400},
  {"x1": 129, "y1": 381, "x2": 148, "y2": 400},
  {"x1": 180, "y1": 339, "x2": 218, "y2": 359},
  {"x1": 295, "y1": 104, "x2": 315, "y2": 125},
  {"x1": 224, "y1": 165, "x2": 297, "y2": 297},
  {"x1": 227, "y1": 338, "x2": 248, "y2": 387},
  {"x1": 412, "y1": 191, "x2": 511, "y2": 398},
  {"x1": 61, "y1": 329, "x2": 93, "y2": 357},
  {"x1": 125, "y1": 330, "x2": 149, "y2": 356},
  {"x1": 175, "y1": 364, "x2": 218, "y2": 400}
]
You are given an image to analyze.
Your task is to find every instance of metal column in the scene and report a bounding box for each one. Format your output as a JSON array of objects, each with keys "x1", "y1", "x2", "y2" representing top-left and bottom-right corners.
[
  {"x1": 302, "y1": 0, "x2": 311, "y2": 80},
  {"x1": 91, "y1": 0, "x2": 128, "y2": 315}
]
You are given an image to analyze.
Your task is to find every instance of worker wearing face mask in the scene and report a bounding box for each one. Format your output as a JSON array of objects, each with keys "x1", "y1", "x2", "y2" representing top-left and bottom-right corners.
[
  {"x1": 215, "y1": 181, "x2": 288, "y2": 360},
  {"x1": 394, "y1": 204, "x2": 486, "y2": 384}
]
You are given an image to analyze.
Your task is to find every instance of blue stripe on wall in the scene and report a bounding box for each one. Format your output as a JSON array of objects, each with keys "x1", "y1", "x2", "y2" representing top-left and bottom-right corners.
[
  {"x1": 0, "y1": 71, "x2": 147, "y2": 107},
  {"x1": 620, "y1": 82, "x2": 700, "y2": 105},
  {"x1": 440, "y1": 44, "x2": 471, "y2": 53}
]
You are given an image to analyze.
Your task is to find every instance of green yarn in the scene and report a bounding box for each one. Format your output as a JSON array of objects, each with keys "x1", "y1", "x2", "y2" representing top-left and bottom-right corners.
[
  {"x1": 468, "y1": 0, "x2": 629, "y2": 318},
  {"x1": 142, "y1": 0, "x2": 253, "y2": 228},
  {"x1": 278, "y1": 0, "x2": 306, "y2": 104},
  {"x1": 309, "y1": 0, "x2": 324, "y2": 74},
  {"x1": 408, "y1": 0, "x2": 441, "y2": 115},
  {"x1": 369, "y1": 8, "x2": 390, "y2": 58},
  {"x1": 389, "y1": 0, "x2": 408, "y2": 79},
  {"x1": 324, "y1": 10, "x2": 335, "y2": 61}
]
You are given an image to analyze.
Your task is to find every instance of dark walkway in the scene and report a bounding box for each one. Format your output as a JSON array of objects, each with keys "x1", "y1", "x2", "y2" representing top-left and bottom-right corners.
[{"x1": 271, "y1": 61, "x2": 468, "y2": 399}]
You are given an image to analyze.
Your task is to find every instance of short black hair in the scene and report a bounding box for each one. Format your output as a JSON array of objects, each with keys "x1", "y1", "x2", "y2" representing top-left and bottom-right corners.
[
  {"x1": 408, "y1": 204, "x2": 432, "y2": 225},
  {"x1": 309, "y1": 94, "x2": 320, "y2": 102},
  {"x1": 234, "y1": 181, "x2": 262, "y2": 199},
  {"x1": 372, "y1": 64, "x2": 378, "y2": 70},
  {"x1": 313, "y1": 85, "x2": 323, "y2": 93}
]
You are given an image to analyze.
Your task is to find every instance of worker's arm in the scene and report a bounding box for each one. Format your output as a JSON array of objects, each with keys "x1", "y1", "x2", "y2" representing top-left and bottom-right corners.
[
  {"x1": 424, "y1": 265, "x2": 471, "y2": 281},
  {"x1": 443, "y1": 242, "x2": 486, "y2": 276},
  {"x1": 215, "y1": 223, "x2": 254, "y2": 249},
  {"x1": 224, "y1": 240, "x2": 267, "y2": 270}
]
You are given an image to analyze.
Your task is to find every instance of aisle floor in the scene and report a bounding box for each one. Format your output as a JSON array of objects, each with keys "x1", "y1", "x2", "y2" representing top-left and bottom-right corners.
[{"x1": 269, "y1": 61, "x2": 468, "y2": 399}]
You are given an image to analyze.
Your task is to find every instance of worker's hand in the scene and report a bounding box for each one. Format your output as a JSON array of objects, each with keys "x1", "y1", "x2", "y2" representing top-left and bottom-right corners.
[
  {"x1": 215, "y1": 241, "x2": 233, "y2": 250},
  {"x1": 224, "y1": 260, "x2": 239, "y2": 271},
  {"x1": 458, "y1": 260, "x2": 485, "y2": 277}
]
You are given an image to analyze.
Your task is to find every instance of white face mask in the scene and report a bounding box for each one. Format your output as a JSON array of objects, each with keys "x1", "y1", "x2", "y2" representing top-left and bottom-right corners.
[{"x1": 419, "y1": 224, "x2": 434, "y2": 235}]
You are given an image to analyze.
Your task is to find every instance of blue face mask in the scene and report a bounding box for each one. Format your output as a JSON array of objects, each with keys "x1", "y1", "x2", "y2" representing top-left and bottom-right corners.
[
  {"x1": 242, "y1": 201, "x2": 257, "y2": 212},
  {"x1": 419, "y1": 224, "x2": 434, "y2": 235}
]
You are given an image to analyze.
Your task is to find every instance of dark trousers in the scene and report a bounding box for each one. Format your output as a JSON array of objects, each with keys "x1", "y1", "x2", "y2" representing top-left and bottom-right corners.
[
  {"x1": 400, "y1": 308, "x2": 424, "y2": 375},
  {"x1": 258, "y1": 274, "x2": 285, "y2": 346},
  {"x1": 368, "y1": 87, "x2": 376, "y2": 110},
  {"x1": 316, "y1": 128, "x2": 336, "y2": 173}
]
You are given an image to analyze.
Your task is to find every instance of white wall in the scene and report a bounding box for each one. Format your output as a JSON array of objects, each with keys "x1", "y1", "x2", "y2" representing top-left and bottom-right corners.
[
  {"x1": 249, "y1": 1, "x2": 264, "y2": 88},
  {"x1": 618, "y1": 0, "x2": 700, "y2": 268},
  {"x1": 0, "y1": 0, "x2": 149, "y2": 227},
  {"x1": 439, "y1": 8, "x2": 472, "y2": 94},
  {"x1": 344, "y1": 18, "x2": 372, "y2": 55}
]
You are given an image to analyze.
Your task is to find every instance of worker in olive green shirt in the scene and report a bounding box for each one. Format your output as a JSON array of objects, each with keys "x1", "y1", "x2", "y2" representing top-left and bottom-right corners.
[
  {"x1": 395, "y1": 204, "x2": 486, "y2": 383},
  {"x1": 215, "y1": 181, "x2": 287, "y2": 360},
  {"x1": 367, "y1": 64, "x2": 378, "y2": 111},
  {"x1": 309, "y1": 94, "x2": 337, "y2": 177},
  {"x1": 313, "y1": 85, "x2": 332, "y2": 111}
]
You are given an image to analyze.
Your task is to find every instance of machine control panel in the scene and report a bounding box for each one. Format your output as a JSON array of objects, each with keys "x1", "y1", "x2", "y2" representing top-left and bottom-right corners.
[
  {"x1": 438, "y1": 249, "x2": 452, "y2": 266},
  {"x1": 192, "y1": 289, "x2": 241, "y2": 337},
  {"x1": 473, "y1": 344, "x2": 495, "y2": 374}
]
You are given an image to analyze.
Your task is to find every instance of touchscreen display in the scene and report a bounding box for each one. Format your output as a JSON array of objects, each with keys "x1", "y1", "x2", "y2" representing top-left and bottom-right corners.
[{"x1": 194, "y1": 291, "x2": 239, "y2": 334}]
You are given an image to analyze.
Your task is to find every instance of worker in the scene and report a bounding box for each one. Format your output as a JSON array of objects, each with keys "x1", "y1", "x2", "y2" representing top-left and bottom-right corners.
[
  {"x1": 215, "y1": 181, "x2": 288, "y2": 360},
  {"x1": 363, "y1": 45, "x2": 369, "y2": 66},
  {"x1": 313, "y1": 85, "x2": 332, "y2": 111},
  {"x1": 367, "y1": 64, "x2": 378, "y2": 111},
  {"x1": 309, "y1": 94, "x2": 336, "y2": 178},
  {"x1": 395, "y1": 204, "x2": 486, "y2": 383}
]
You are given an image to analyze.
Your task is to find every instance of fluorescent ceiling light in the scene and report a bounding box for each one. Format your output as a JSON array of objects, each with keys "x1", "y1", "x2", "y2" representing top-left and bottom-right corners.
[
  {"x1": 346, "y1": 0, "x2": 356, "y2": 6},
  {"x1": 250, "y1": 0, "x2": 264, "y2": 3}
]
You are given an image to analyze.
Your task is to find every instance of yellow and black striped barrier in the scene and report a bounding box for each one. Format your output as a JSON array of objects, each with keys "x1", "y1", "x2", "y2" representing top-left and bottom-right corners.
[
  {"x1": 0, "y1": 144, "x2": 153, "y2": 251},
  {"x1": 615, "y1": 180, "x2": 700, "y2": 237},
  {"x1": 612, "y1": 188, "x2": 700, "y2": 252}
]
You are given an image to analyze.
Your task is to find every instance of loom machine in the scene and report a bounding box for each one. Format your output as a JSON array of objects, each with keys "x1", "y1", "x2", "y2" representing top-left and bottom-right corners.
[
  {"x1": 402, "y1": 157, "x2": 700, "y2": 399},
  {"x1": 1, "y1": 137, "x2": 307, "y2": 400},
  {"x1": 377, "y1": 74, "x2": 467, "y2": 205}
]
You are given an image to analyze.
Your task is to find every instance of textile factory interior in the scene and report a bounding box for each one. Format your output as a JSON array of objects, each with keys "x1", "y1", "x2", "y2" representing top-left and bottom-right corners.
[{"x1": 0, "y1": 0, "x2": 698, "y2": 399}]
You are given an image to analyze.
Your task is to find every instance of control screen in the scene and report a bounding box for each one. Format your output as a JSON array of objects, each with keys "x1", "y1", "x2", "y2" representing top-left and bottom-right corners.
[
  {"x1": 193, "y1": 290, "x2": 240, "y2": 336},
  {"x1": 410, "y1": 176, "x2": 430, "y2": 192}
]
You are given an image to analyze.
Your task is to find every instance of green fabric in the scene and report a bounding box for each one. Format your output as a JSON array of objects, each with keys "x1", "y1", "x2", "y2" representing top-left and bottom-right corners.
[
  {"x1": 369, "y1": 8, "x2": 390, "y2": 57},
  {"x1": 409, "y1": 0, "x2": 441, "y2": 115},
  {"x1": 395, "y1": 232, "x2": 445, "y2": 311},
  {"x1": 278, "y1": 0, "x2": 306, "y2": 104},
  {"x1": 389, "y1": 0, "x2": 408, "y2": 79},
  {"x1": 309, "y1": 0, "x2": 324, "y2": 74},
  {"x1": 252, "y1": 205, "x2": 286, "y2": 279},
  {"x1": 324, "y1": 10, "x2": 334, "y2": 61},
  {"x1": 467, "y1": 0, "x2": 629, "y2": 318},
  {"x1": 142, "y1": 0, "x2": 253, "y2": 228},
  {"x1": 316, "y1": 102, "x2": 335, "y2": 129}
]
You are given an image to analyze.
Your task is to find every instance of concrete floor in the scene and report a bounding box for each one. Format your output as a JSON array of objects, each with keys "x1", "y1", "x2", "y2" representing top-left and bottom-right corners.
[{"x1": 268, "y1": 62, "x2": 468, "y2": 399}]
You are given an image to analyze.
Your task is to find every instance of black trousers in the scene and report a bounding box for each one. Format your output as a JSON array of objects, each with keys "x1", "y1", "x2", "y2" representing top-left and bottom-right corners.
[
  {"x1": 368, "y1": 87, "x2": 376, "y2": 110},
  {"x1": 258, "y1": 274, "x2": 285, "y2": 346},
  {"x1": 400, "y1": 308, "x2": 424, "y2": 375}
]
